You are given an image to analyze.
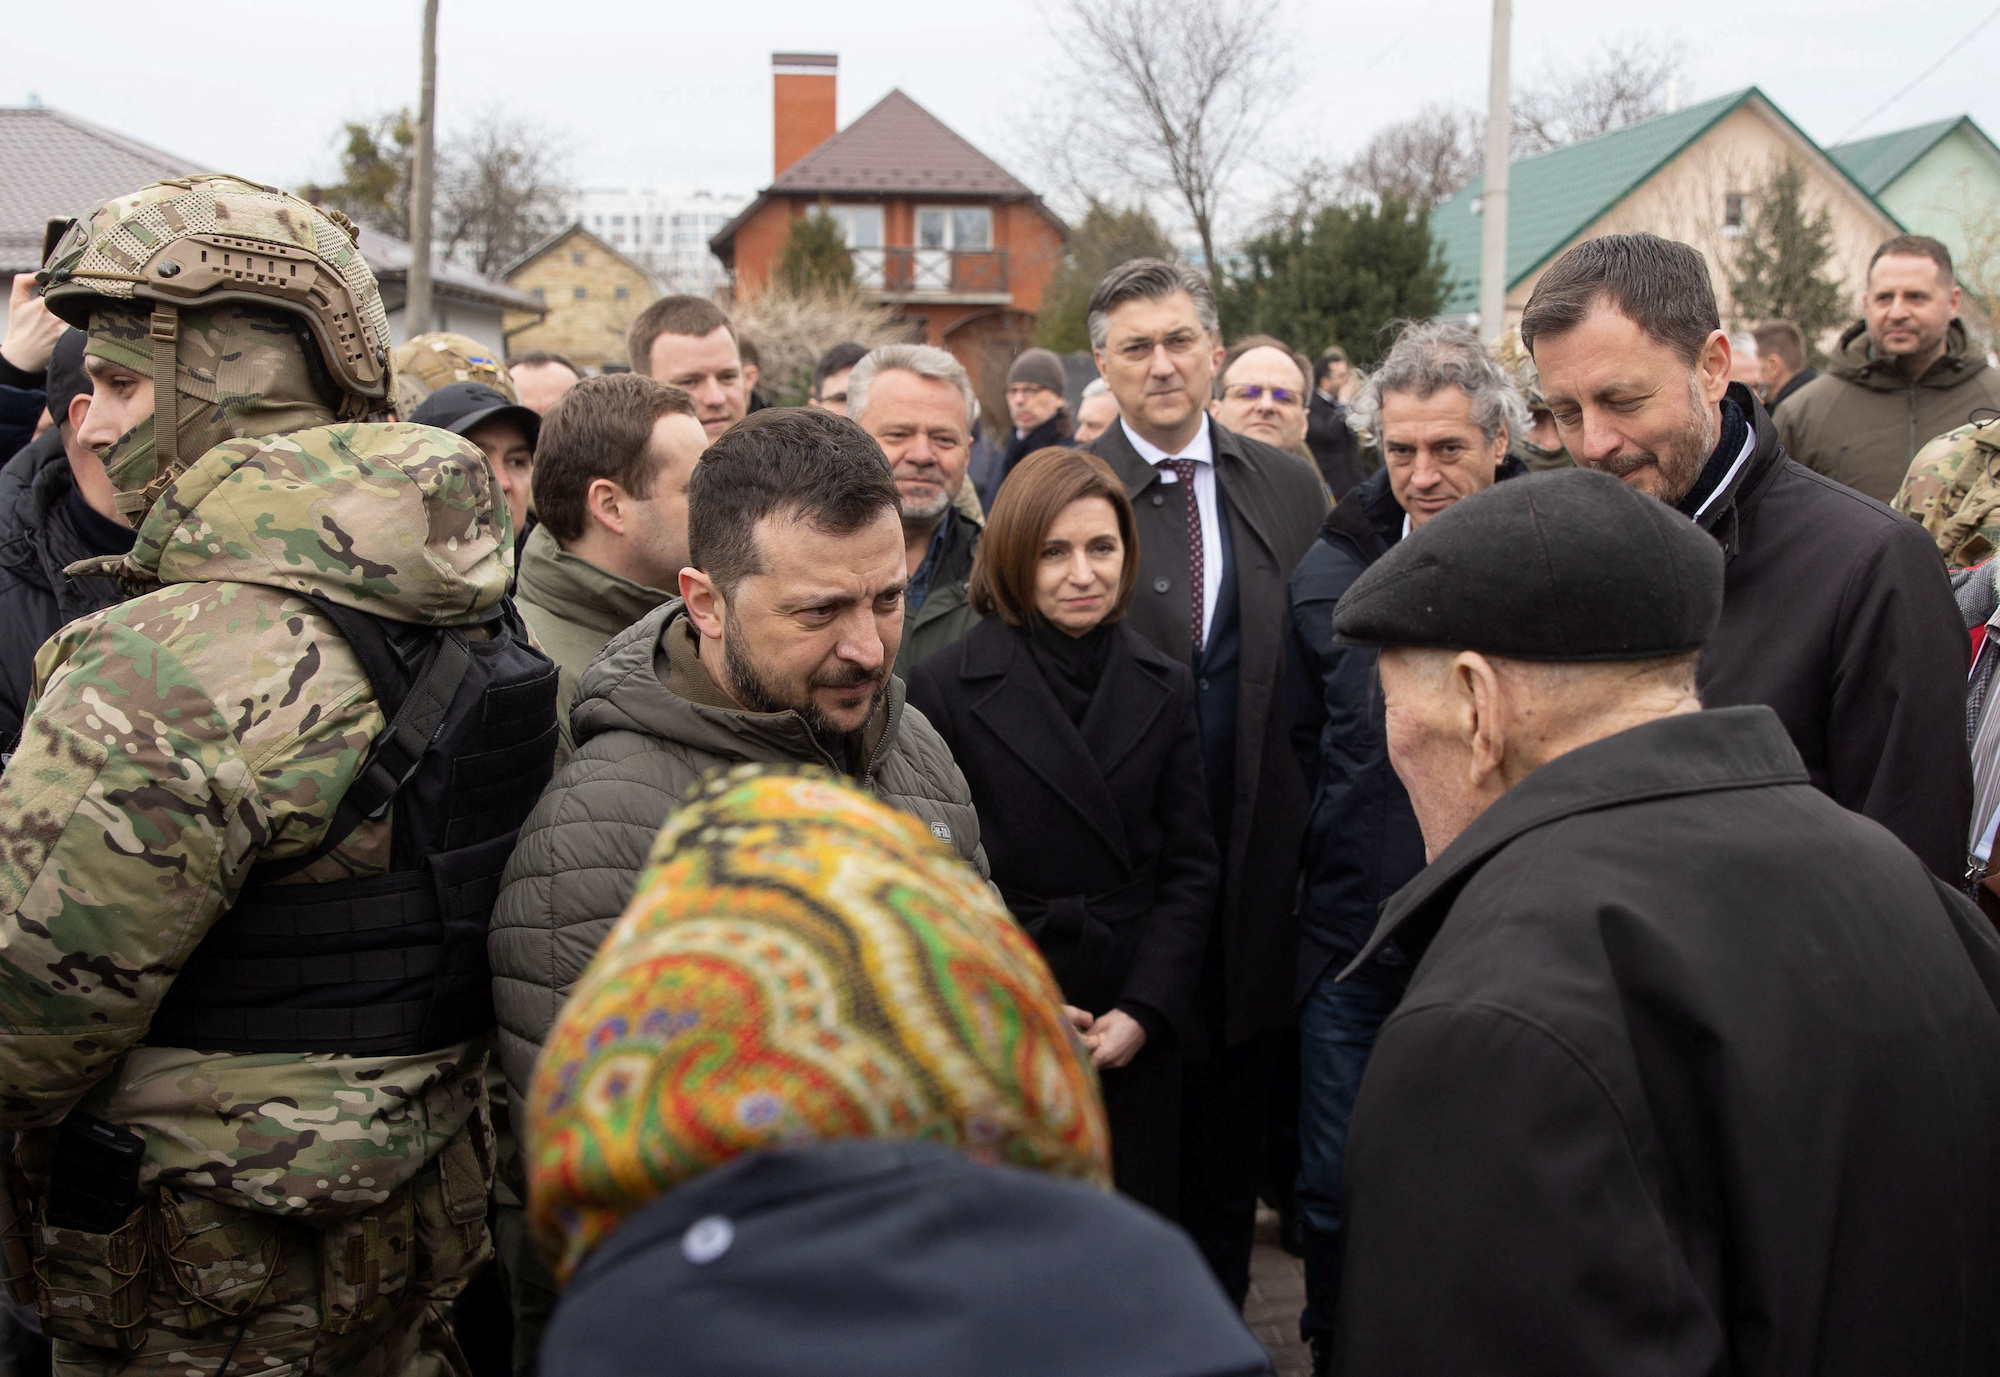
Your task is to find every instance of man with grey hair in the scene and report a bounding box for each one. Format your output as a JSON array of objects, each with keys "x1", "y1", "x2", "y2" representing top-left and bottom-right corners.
[
  {"x1": 1285, "y1": 318, "x2": 1527, "y2": 1370},
  {"x1": 1074, "y1": 377, "x2": 1119, "y2": 445},
  {"x1": 1084, "y1": 256, "x2": 1327, "y2": 1306},
  {"x1": 849, "y1": 343, "x2": 984, "y2": 672}
]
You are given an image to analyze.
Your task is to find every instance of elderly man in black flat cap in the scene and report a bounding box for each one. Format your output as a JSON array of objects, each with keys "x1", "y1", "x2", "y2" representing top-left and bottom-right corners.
[{"x1": 1329, "y1": 468, "x2": 2000, "y2": 1376}]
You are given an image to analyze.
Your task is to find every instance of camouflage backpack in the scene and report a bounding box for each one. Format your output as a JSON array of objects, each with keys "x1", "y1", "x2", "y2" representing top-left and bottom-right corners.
[{"x1": 1894, "y1": 417, "x2": 2000, "y2": 567}]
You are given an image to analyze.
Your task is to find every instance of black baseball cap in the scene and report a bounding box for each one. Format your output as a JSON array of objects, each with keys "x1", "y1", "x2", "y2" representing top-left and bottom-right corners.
[
  {"x1": 410, "y1": 381, "x2": 541, "y2": 451},
  {"x1": 46, "y1": 329, "x2": 91, "y2": 431}
]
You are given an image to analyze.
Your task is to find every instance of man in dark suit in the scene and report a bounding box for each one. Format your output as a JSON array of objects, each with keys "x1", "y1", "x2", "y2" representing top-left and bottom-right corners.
[
  {"x1": 1305, "y1": 349, "x2": 1366, "y2": 499},
  {"x1": 1084, "y1": 258, "x2": 1328, "y2": 1304}
]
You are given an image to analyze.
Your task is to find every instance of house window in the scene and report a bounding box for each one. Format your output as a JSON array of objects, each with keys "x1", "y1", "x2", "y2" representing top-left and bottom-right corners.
[
  {"x1": 915, "y1": 206, "x2": 992, "y2": 251},
  {"x1": 1724, "y1": 193, "x2": 1749, "y2": 237},
  {"x1": 571, "y1": 251, "x2": 585, "y2": 265},
  {"x1": 574, "y1": 286, "x2": 587, "y2": 300},
  {"x1": 615, "y1": 285, "x2": 629, "y2": 299},
  {"x1": 532, "y1": 287, "x2": 545, "y2": 302},
  {"x1": 612, "y1": 215, "x2": 625, "y2": 227},
  {"x1": 826, "y1": 205, "x2": 884, "y2": 248}
]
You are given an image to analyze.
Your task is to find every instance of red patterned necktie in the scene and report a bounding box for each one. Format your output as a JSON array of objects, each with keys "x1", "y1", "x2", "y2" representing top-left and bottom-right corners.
[{"x1": 1170, "y1": 458, "x2": 1204, "y2": 656}]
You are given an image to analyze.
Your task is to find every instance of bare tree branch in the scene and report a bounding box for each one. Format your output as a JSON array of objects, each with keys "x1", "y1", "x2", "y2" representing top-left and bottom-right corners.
[
  {"x1": 434, "y1": 110, "x2": 574, "y2": 279},
  {"x1": 1037, "y1": 0, "x2": 1298, "y2": 291},
  {"x1": 1510, "y1": 34, "x2": 1689, "y2": 157}
]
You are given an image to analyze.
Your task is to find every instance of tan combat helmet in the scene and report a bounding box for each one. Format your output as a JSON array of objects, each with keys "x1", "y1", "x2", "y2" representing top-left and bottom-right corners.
[
  {"x1": 1491, "y1": 326, "x2": 1546, "y2": 413},
  {"x1": 38, "y1": 175, "x2": 392, "y2": 494},
  {"x1": 394, "y1": 331, "x2": 518, "y2": 416}
]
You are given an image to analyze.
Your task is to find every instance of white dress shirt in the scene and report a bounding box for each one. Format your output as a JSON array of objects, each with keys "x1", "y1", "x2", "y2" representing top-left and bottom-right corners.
[{"x1": 1122, "y1": 415, "x2": 1224, "y2": 646}]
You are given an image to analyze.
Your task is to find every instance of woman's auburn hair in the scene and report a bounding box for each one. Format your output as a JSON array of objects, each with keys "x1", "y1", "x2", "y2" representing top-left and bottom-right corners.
[{"x1": 969, "y1": 446, "x2": 1140, "y2": 627}]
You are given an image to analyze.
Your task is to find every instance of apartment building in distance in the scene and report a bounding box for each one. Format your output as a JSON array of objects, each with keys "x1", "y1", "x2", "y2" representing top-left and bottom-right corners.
[{"x1": 568, "y1": 187, "x2": 747, "y2": 298}]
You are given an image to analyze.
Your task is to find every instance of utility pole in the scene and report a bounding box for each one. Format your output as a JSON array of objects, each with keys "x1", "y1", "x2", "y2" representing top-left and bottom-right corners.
[
  {"x1": 408, "y1": 0, "x2": 439, "y2": 336},
  {"x1": 1478, "y1": 0, "x2": 1511, "y2": 342}
]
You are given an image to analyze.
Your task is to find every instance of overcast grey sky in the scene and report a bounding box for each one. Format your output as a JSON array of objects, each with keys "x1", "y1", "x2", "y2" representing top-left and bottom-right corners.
[{"x1": 8, "y1": 0, "x2": 1997, "y2": 228}]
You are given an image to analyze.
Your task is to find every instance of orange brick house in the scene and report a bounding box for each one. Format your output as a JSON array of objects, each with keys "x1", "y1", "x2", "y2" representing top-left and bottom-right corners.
[{"x1": 710, "y1": 53, "x2": 1068, "y2": 418}]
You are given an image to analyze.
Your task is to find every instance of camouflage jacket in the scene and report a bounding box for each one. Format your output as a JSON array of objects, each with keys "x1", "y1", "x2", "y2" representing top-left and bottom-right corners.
[
  {"x1": 1895, "y1": 418, "x2": 2000, "y2": 568},
  {"x1": 0, "y1": 421, "x2": 512, "y2": 1221}
]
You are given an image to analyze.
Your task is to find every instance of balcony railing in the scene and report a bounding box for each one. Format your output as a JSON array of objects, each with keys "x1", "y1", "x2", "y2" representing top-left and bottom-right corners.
[{"x1": 850, "y1": 248, "x2": 1009, "y2": 295}]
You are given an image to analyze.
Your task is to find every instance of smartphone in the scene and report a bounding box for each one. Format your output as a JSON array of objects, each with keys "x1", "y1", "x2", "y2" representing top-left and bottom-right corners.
[{"x1": 44, "y1": 1115, "x2": 144, "y2": 1234}]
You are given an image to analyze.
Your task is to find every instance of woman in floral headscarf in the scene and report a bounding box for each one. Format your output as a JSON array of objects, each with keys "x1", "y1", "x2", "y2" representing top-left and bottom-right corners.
[
  {"x1": 527, "y1": 765, "x2": 1113, "y2": 1283},
  {"x1": 524, "y1": 766, "x2": 1266, "y2": 1377}
]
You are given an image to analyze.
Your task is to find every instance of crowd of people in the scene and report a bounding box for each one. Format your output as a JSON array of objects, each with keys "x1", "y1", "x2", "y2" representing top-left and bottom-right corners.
[{"x1": 0, "y1": 171, "x2": 1996, "y2": 1377}]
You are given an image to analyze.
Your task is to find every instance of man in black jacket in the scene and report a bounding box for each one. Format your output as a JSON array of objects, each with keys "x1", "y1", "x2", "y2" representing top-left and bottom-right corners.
[
  {"x1": 1525, "y1": 233, "x2": 1972, "y2": 882},
  {"x1": 1285, "y1": 321, "x2": 1526, "y2": 1372},
  {"x1": 1085, "y1": 258, "x2": 1327, "y2": 1304},
  {"x1": 1331, "y1": 467, "x2": 2000, "y2": 1374},
  {"x1": 0, "y1": 329, "x2": 129, "y2": 757},
  {"x1": 1304, "y1": 349, "x2": 1365, "y2": 499},
  {"x1": 982, "y1": 347, "x2": 1074, "y2": 506}
]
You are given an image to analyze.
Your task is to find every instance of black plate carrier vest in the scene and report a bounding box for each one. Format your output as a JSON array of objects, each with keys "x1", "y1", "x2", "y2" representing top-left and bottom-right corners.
[{"x1": 150, "y1": 594, "x2": 558, "y2": 1056}]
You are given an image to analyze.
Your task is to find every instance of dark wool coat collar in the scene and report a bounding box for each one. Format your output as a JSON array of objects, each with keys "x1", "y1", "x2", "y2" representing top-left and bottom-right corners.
[
  {"x1": 1688, "y1": 383, "x2": 1785, "y2": 560},
  {"x1": 957, "y1": 617, "x2": 1177, "y2": 868},
  {"x1": 1343, "y1": 705, "x2": 1810, "y2": 978}
]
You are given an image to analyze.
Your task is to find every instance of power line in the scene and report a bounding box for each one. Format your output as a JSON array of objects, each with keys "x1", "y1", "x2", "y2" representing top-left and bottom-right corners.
[{"x1": 1835, "y1": 2, "x2": 2000, "y2": 145}]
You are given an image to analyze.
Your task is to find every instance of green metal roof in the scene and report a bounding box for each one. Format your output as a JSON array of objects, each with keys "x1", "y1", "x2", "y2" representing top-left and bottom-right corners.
[
  {"x1": 1829, "y1": 118, "x2": 1965, "y2": 195},
  {"x1": 1432, "y1": 87, "x2": 1900, "y2": 317}
]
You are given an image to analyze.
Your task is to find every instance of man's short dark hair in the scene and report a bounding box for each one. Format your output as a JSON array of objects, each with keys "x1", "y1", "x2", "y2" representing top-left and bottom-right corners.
[
  {"x1": 813, "y1": 341, "x2": 869, "y2": 397},
  {"x1": 1315, "y1": 347, "x2": 1347, "y2": 386},
  {"x1": 737, "y1": 335, "x2": 761, "y2": 370},
  {"x1": 533, "y1": 375, "x2": 697, "y2": 544},
  {"x1": 1869, "y1": 234, "x2": 1956, "y2": 287},
  {"x1": 627, "y1": 296, "x2": 736, "y2": 376},
  {"x1": 1085, "y1": 258, "x2": 1219, "y2": 351},
  {"x1": 1520, "y1": 233, "x2": 1721, "y2": 368},
  {"x1": 687, "y1": 408, "x2": 901, "y2": 597},
  {"x1": 507, "y1": 349, "x2": 583, "y2": 379},
  {"x1": 1751, "y1": 320, "x2": 1805, "y2": 372}
]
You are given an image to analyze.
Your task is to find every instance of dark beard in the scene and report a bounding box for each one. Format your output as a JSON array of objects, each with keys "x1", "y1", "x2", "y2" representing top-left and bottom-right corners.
[
  {"x1": 1589, "y1": 377, "x2": 1718, "y2": 506},
  {"x1": 721, "y1": 624, "x2": 886, "y2": 746}
]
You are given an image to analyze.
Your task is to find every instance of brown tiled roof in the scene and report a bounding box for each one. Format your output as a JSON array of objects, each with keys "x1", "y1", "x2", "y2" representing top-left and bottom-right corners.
[
  {"x1": 0, "y1": 107, "x2": 205, "y2": 273},
  {"x1": 774, "y1": 90, "x2": 1032, "y2": 197}
]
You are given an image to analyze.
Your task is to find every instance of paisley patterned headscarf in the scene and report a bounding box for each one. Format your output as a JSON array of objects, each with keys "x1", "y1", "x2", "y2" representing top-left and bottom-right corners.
[{"x1": 526, "y1": 767, "x2": 1112, "y2": 1287}]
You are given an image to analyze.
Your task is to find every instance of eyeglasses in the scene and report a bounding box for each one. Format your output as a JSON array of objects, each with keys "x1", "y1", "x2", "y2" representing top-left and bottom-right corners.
[
  {"x1": 1223, "y1": 384, "x2": 1303, "y2": 406},
  {"x1": 1112, "y1": 332, "x2": 1204, "y2": 364}
]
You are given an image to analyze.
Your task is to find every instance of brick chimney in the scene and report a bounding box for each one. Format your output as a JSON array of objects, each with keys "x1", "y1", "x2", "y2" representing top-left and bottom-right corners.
[{"x1": 772, "y1": 52, "x2": 838, "y2": 180}]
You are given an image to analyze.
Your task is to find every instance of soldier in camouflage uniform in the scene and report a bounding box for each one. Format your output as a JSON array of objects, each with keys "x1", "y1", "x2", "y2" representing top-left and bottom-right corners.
[
  {"x1": 1492, "y1": 326, "x2": 1572, "y2": 471},
  {"x1": 0, "y1": 176, "x2": 515, "y2": 1374},
  {"x1": 392, "y1": 332, "x2": 518, "y2": 418},
  {"x1": 1894, "y1": 416, "x2": 2000, "y2": 568}
]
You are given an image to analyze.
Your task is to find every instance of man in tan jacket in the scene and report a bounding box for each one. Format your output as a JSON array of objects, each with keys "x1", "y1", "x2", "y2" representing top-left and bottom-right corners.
[{"x1": 1777, "y1": 235, "x2": 2000, "y2": 503}]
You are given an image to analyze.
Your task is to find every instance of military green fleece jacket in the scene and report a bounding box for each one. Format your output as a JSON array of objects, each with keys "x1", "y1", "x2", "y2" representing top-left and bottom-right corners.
[
  {"x1": 1777, "y1": 319, "x2": 2000, "y2": 504},
  {"x1": 513, "y1": 523, "x2": 676, "y2": 769}
]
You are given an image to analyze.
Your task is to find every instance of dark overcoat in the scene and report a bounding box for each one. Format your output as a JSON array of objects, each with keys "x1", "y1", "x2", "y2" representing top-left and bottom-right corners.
[
  {"x1": 1696, "y1": 383, "x2": 1971, "y2": 881},
  {"x1": 907, "y1": 617, "x2": 1218, "y2": 1038},
  {"x1": 1088, "y1": 421, "x2": 1327, "y2": 1044},
  {"x1": 1336, "y1": 706, "x2": 2000, "y2": 1375}
]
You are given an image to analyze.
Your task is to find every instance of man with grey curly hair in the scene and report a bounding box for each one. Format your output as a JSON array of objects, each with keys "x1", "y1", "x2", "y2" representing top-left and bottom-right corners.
[
  {"x1": 1284, "y1": 316, "x2": 1528, "y2": 1371},
  {"x1": 849, "y1": 343, "x2": 984, "y2": 671}
]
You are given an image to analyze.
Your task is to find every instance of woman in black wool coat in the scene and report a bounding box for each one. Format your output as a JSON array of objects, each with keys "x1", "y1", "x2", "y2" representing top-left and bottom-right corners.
[{"x1": 908, "y1": 446, "x2": 1219, "y2": 1217}]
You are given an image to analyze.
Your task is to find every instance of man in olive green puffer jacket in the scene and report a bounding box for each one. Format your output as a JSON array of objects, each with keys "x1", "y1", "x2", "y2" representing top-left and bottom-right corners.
[
  {"x1": 1777, "y1": 235, "x2": 2000, "y2": 504},
  {"x1": 490, "y1": 408, "x2": 989, "y2": 1109}
]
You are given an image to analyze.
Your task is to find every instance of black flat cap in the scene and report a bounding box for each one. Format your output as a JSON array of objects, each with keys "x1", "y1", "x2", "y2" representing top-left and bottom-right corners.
[
  {"x1": 1332, "y1": 467, "x2": 1723, "y2": 660},
  {"x1": 409, "y1": 380, "x2": 541, "y2": 450}
]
